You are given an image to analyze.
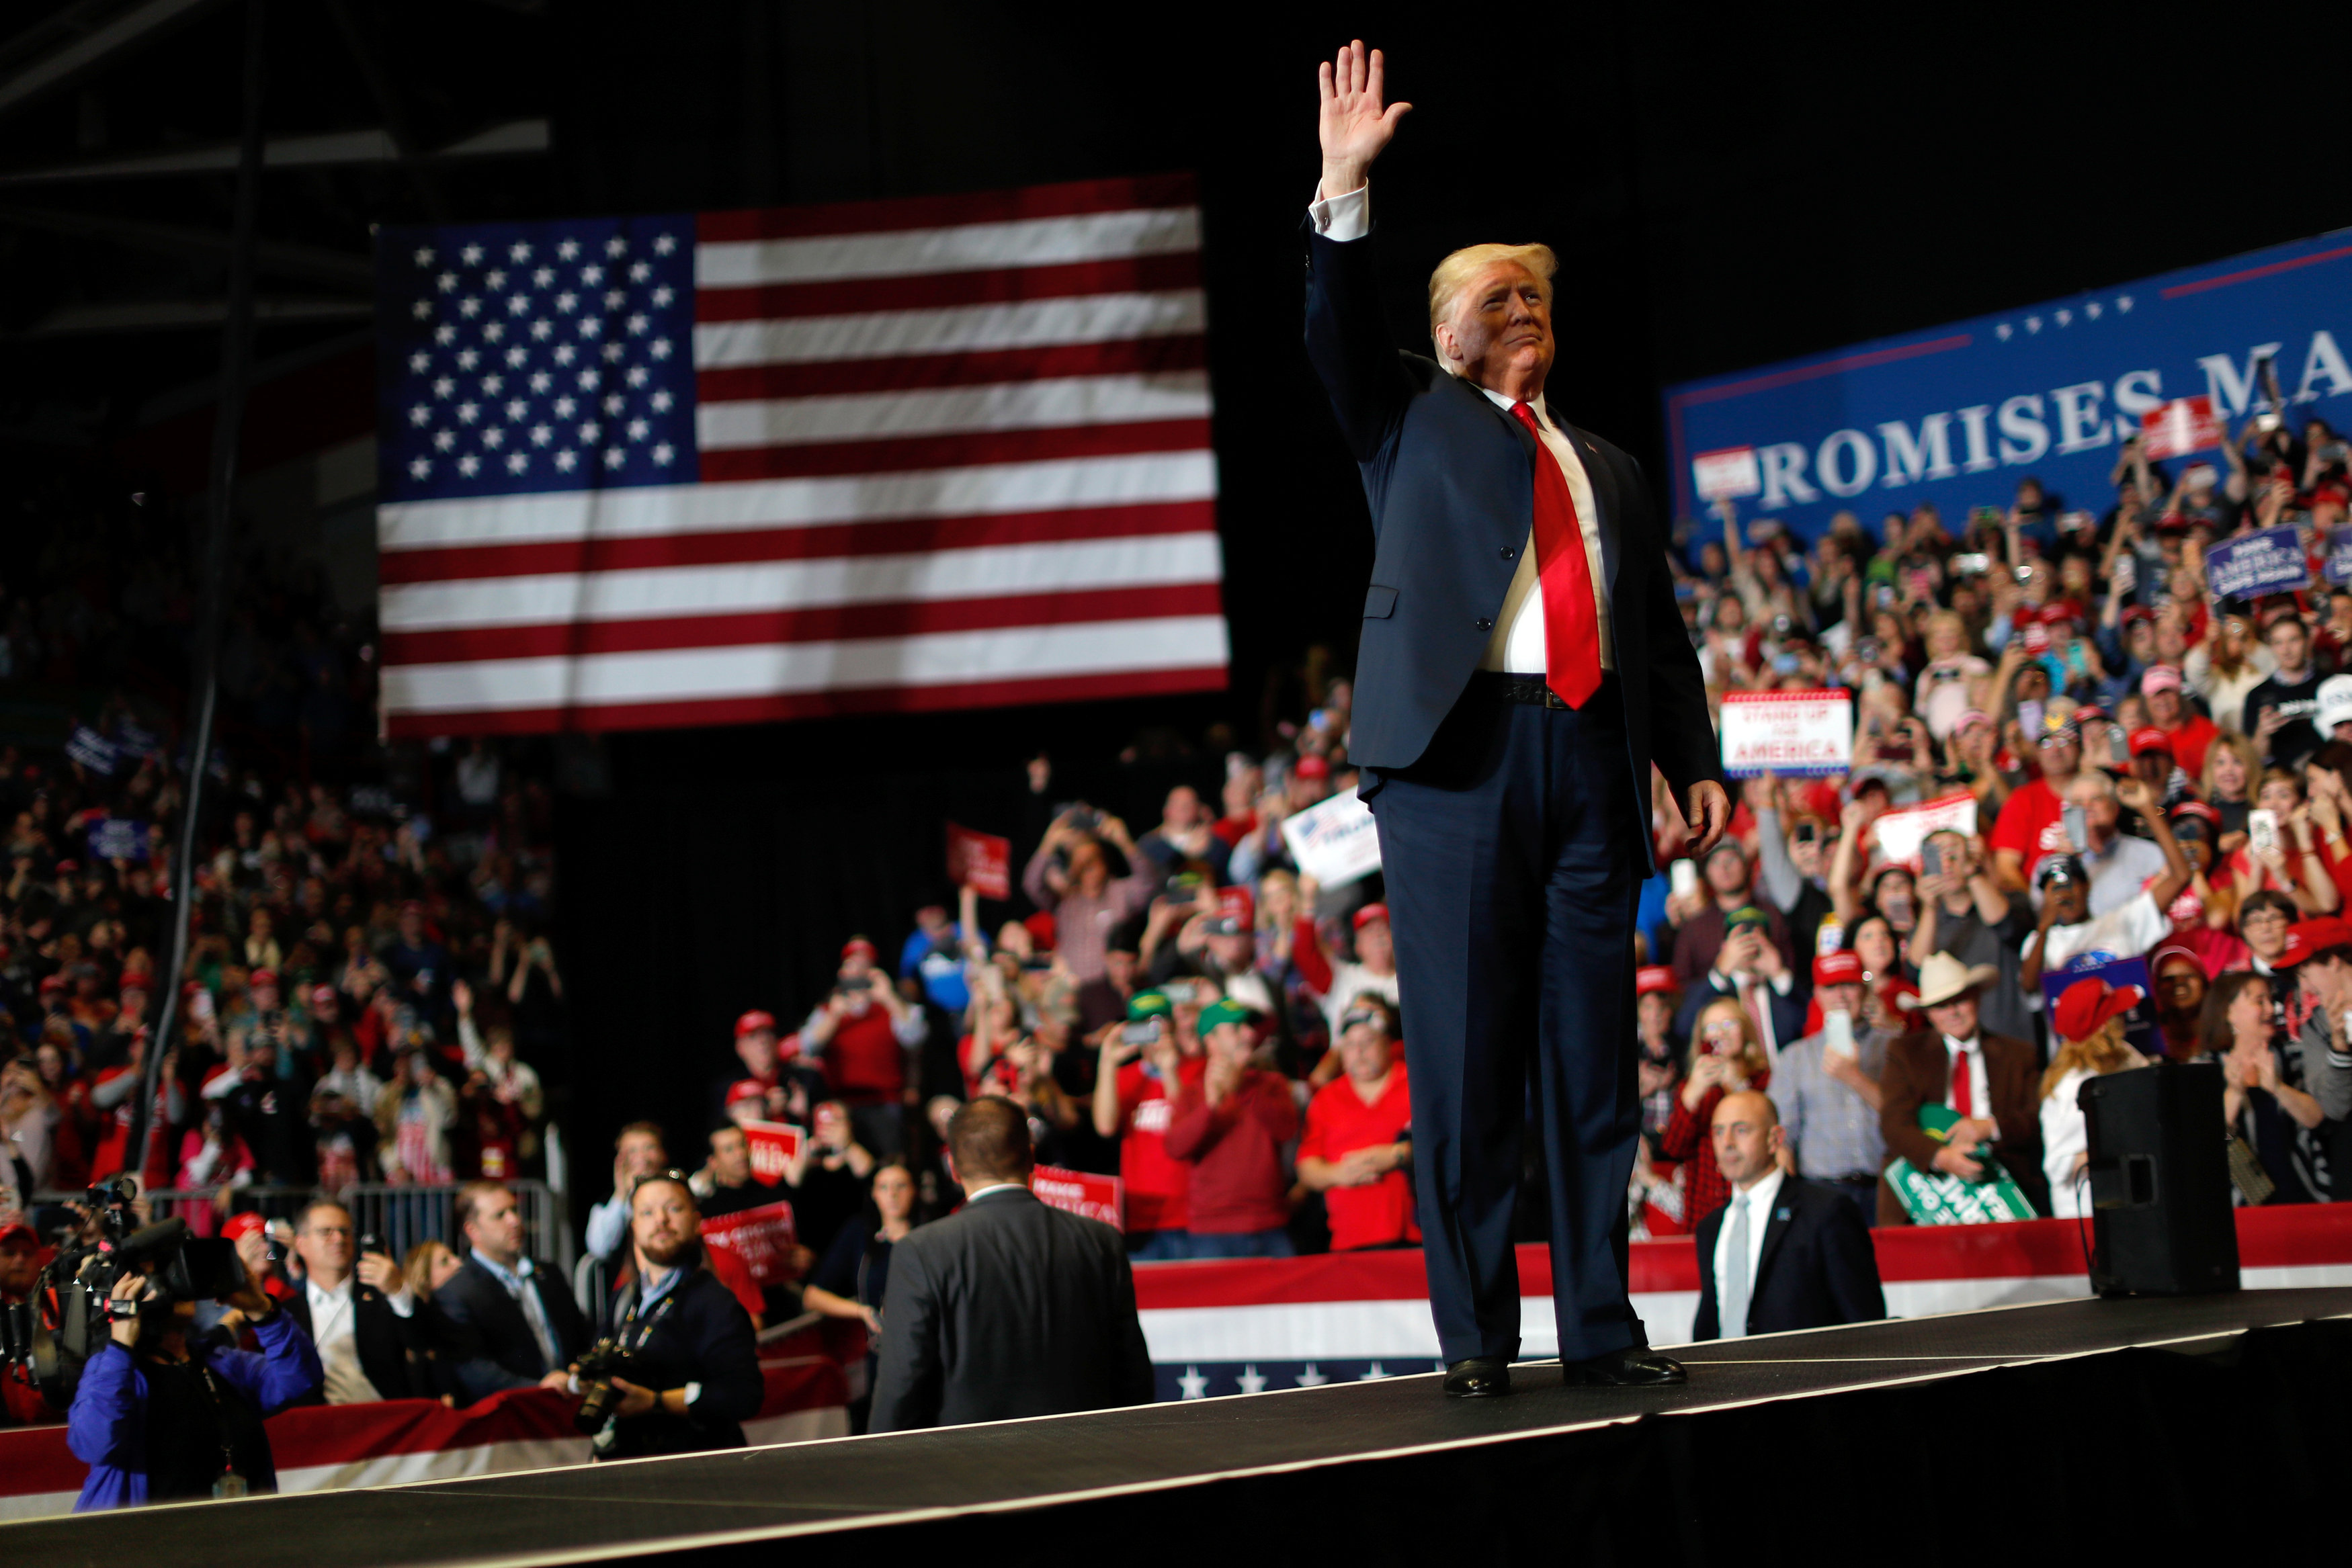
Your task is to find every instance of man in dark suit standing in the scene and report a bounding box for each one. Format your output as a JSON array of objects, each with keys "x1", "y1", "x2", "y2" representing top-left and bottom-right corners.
[
  {"x1": 1691, "y1": 1092, "x2": 1884, "y2": 1340},
  {"x1": 1306, "y1": 42, "x2": 1728, "y2": 1397},
  {"x1": 433, "y1": 1180, "x2": 591, "y2": 1403},
  {"x1": 870, "y1": 1098, "x2": 1154, "y2": 1432},
  {"x1": 1876, "y1": 953, "x2": 2049, "y2": 1225}
]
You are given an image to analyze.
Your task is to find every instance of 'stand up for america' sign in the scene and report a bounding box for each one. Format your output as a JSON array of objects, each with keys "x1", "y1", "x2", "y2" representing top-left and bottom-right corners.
[{"x1": 373, "y1": 175, "x2": 1228, "y2": 736}]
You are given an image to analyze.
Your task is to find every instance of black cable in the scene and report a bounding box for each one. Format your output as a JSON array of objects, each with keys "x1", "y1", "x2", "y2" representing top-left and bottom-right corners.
[{"x1": 132, "y1": 0, "x2": 268, "y2": 1184}]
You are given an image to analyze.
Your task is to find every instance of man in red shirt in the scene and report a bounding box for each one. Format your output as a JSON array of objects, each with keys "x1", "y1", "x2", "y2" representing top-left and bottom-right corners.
[
  {"x1": 1990, "y1": 718, "x2": 2084, "y2": 893},
  {"x1": 801, "y1": 938, "x2": 927, "y2": 1157},
  {"x1": 1089, "y1": 990, "x2": 1202, "y2": 1260},
  {"x1": 1164, "y1": 999, "x2": 1299, "y2": 1258},
  {"x1": 2142, "y1": 664, "x2": 2217, "y2": 777},
  {"x1": 1298, "y1": 1002, "x2": 1415, "y2": 1250}
]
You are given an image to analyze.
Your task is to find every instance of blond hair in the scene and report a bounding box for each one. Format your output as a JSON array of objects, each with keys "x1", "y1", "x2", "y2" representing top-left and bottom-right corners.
[{"x1": 1427, "y1": 243, "x2": 1558, "y2": 357}]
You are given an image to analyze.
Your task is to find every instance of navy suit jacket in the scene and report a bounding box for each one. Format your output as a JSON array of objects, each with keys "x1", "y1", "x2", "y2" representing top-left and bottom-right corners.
[
  {"x1": 1303, "y1": 226, "x2": 1720, "y2": 851},
  {"x1": 432, "y1": 1255, "x2": 591, "y2": 1401},
  {"x1": 1690, "y1": 1176, "x2": 1886, "y2": 1340},
  {"x1": 869, "y1": 1186, "x2": 1154, "y2": 1432}
]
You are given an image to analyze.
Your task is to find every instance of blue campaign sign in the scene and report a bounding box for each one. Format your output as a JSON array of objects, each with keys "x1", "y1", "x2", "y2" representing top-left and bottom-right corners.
[
  {"x1": 1663, "y1": 229, "x2": 2352, "y2": 541},
  {"x1": 2325, "y1": 527, "x2": 2352, "y2": 587},
  {"x1": 2205, "y1": 525, "x2": 2310, "y2": 601}
]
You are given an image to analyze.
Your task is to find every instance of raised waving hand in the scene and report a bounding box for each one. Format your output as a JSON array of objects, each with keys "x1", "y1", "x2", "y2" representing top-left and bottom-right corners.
[{"x1": 1317, "y1": 40, "x2": 1411, "y2": 198}]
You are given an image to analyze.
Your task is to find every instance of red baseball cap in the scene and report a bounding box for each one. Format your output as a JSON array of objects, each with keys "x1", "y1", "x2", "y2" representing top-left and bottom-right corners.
[
  {"x1": 2052, "y1": 976, "x2": 2144, "y2": 1043},
  {"x1": 310, "y1": 984, "x2": 338, "y2": 1008},
  {"x1": 220, "y1": 1213, "x2": 268, "y2": 1242},
  {"x1": 1635, "y1": 965, "x2": 1679, "y2": 997},
  {"x1": 1294, "y1": 755, "x2": 1331, "y2": 782},
  {"x1": 1352, "y1": 902, "x2": 1390, "y2": 930},
  {"x1": 839, "y1": 937, "x2": 878, "y2": 962},
  {"x1": 725, "y1": 1078, "x2": 769, "y2": 1107},
  {"x1": 734, "y1": 1010, "x2": 778, "y2": 1039},
  {"x1": 2169, "y1": 800, "x2": 2221, "y2": 829},
  {"x1": 1218, "y1": 885, "x2": 1255, "y2": 925},
  {"x1": 249, "y1": 968, "x2": 278, "y2": 990},
  {"x1": 1022, "y1": 911, "x2": 1057, "y2": 951},
  {"x1": 2148, "y1": 942, "x2": 2206, "y2": 979},
  {"x1": 2279, "y1": 917, "x2": 2352, "y2": 967},
  {"x1": 0, "y1": 1220, "x2": 40, "y2": 1250},
  {"x1": 1813, "y1": 949, "x2": 1865, "y2": 988},
  {"x1": 2128, "y1": 727, "x2": 2173, "y2": 758}
]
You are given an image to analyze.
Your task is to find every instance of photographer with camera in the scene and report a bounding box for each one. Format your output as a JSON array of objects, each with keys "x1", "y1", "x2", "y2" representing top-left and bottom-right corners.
[
  {"x1": 573, "y1": 1170, "x2": 761, "y2": 1460},
  {"x1": 65, "y1": 1225, "x2": 322, "y2": 1510}
]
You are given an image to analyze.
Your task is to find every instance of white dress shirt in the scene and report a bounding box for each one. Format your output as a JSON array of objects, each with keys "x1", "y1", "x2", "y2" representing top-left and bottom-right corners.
[
  {"x1": 1710, "y1": 1168, "x2": 1785, "y2": 1338},
  {"x1": 1308, "y1": 181, "x2": 1613, "y2": 675},
  {"x1": 1941, "y1": 1035, "x2": 1997, "y2": 1137},
  {"x1": 304, "y1": 1273, "x2": 415, "y2": 1404}
]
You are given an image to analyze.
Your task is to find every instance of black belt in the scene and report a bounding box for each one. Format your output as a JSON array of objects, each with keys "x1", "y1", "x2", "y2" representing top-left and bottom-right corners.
[
  {"x1": 1820, "y1": 1172, "x2": 1880, "y2": 1186},
  {"x1": 1472, "y1": 670, "x2": 1620, "y2": 709}
]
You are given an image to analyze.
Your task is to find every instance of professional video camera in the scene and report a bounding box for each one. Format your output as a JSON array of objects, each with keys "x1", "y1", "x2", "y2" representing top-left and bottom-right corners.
[
  {"x1": 0, "y1": 1178, "x2": 244, "y2": 1411},
  {"x1": 571, "y1": 1336, "x2": 641, "y2": 1444}
]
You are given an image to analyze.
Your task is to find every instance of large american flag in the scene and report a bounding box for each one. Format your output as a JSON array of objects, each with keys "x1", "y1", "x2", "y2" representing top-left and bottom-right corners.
[{"x1": 372, "y1": 174, "x2": 1225, "y2": 737}]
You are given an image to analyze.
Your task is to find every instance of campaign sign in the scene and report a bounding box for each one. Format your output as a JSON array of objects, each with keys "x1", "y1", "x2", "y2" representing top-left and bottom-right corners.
[
  {"x1": 65, "y1": 726, "x2": 119, "y2": 776},
  {"x1": 741, "y1": 1120, "x2": 804, "y2": 1186},
  {"x1": 1718, "y1": 689, "x2": 1853, "y2": 778},
  {"x1": 2139, "y1": 394, "x2": 2223, "y2": 460},
  {"x1": 1664, "y1": 229, "x2": 2352, "y2": 544},
  {"x1": 1031, "y1": 1165, "x2": 1123, "y2": 1229},
  {"x1": 1692, "y1": 446, "x2": 1763, "y2": 502},
  {"x1": 699, "y1": 1199, "x2": 798, "y2": 1286},
  {"x1": 1280, "y1": 787, "x2": 1382, "y2": 888},
  {"x1": 2038, "y1": 953, "x2": 2158, "y2": 1059},
  {"x1": 86, "y1": 818, "x2": 149, "y2": 863},
  {"x1": 946, "y1": 821, "x2": 1012, "y2": 900},
  {"x1": 2205, "y1": 525, "x2": 2310, "y2": 603},
  {"x1": 2323, "y1": 528, "x2": 2352, "y2": 587},
  {"x1": 1871, "y1": 791, "x2": 1980, "y2": 868}
]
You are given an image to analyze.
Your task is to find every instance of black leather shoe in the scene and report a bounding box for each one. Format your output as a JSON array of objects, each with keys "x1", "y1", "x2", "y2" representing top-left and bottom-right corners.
[
  {"x1": 1442, "y1": 1356, "x2": 1512, "y2": 1397},
  {"x1": 1562, "y1": 1348, "x2": 1687, "y2": 1387}
]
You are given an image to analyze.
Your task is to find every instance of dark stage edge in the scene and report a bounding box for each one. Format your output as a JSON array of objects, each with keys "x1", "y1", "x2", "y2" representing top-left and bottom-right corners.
[{"x1": 14, "y1": 1287, "x2": 2352, "y2": 1566}]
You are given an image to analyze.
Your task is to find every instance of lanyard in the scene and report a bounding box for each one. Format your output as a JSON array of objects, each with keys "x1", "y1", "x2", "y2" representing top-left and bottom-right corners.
[{"x1": 616, "y1": 1281, "x2": 680, "y2": 1354}]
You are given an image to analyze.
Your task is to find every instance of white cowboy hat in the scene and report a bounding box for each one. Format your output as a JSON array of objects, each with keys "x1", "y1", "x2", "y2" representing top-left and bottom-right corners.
[{"x1": 1909, "y1": 951, "x2": 2001, "y2": 1010}]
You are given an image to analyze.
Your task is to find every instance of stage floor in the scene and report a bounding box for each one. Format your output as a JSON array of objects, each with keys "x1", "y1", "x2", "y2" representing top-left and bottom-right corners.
[{"x1": 10, "y1": 1286, "x2": 2350, "y2": 1565}]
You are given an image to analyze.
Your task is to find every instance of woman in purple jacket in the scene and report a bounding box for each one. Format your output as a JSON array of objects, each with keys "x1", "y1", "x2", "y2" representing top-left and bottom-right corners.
[{"x1": 67, "y1": 1251, "x2": 322, "y2": 1510}]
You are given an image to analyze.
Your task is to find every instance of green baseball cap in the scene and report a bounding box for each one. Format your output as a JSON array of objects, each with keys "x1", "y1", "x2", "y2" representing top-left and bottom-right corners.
[
  {"x1": 1126, "y1": 990, "x2": 1172, "y2": 1021},
  {"x1": 1198, "y1": 998, "x2": 1255, "y2": 1033}
]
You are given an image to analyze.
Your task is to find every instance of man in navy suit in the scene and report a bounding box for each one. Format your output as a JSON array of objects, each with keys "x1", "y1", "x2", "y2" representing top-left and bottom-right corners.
[
  {"x1": 1307, "y1": 42, "x2": 1729, "y2": 1397},
  {"x1": 1691, "y1": 1092, "x2": 1885, "y2": 1341}
]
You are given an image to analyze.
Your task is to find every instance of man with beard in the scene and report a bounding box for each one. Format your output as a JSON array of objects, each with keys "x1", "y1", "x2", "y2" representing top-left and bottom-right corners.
[{"x1": 581, "y1": 1172, "x2": 763, "y2": 1460}]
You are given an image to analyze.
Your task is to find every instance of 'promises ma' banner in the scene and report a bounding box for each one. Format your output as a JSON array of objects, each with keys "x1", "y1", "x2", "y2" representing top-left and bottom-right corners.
[{"x1": 1665, "y1": 230, "x2": 2352, "y2": 542}]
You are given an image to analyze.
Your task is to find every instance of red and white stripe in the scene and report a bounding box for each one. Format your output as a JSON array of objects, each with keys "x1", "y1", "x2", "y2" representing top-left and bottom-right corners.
[{"x1": 378, "y1": 174, "x2": 1224, "y2": 737}]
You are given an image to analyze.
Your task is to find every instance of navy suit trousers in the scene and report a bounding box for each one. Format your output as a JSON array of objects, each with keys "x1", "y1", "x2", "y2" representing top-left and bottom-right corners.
[{"x1": 1368, "y1": 675, "x2": 1645, "y2": 1365}]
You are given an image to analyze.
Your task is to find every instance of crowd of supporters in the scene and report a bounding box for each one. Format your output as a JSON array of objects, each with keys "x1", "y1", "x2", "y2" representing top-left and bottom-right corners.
[
  {"x1": 670, "y1": 413, "x2": 2352, "y2": 1272},
  {"x1": 13, "y1": 410, "x2": 2352, "y2": 1450}
]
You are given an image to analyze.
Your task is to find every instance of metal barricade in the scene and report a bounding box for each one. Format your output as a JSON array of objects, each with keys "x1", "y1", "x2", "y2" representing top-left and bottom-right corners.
[{"x1": 341, "y1": 1180, "x2": 569, "y2": 1272}]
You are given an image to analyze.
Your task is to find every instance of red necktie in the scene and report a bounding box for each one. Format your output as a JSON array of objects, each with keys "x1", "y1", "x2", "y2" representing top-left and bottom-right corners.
[
  {"x1": 1508, "y1": 402, "x2": 1602, "y2": 708},
  {"x1": 1950, "y1": 1045, "x2": 1974, "y2": 1117}
]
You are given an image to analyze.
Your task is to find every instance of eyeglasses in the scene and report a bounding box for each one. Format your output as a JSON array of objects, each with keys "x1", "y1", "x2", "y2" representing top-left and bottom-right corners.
[{"x1": 2241, "y1": 910, "x2": 2290, "y2": 927}]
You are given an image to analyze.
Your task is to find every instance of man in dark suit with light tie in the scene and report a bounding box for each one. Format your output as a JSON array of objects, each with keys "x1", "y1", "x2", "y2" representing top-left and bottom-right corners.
[
  {"x1": 870, "y1": 1098, "x2": 1154, "y2": 1432},
  {"x1": 1692, "y1": 1092, "x2": 1884, "y2": 1341},
  {"x1": 1306, "y1": 41, "x2": 1730, "y2": 1397}
]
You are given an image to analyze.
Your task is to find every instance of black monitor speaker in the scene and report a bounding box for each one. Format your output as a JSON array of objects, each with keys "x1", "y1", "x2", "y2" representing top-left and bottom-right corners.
[{"x1": 2078, "y1": 1059, "x2": 2240, "y2": 1297}]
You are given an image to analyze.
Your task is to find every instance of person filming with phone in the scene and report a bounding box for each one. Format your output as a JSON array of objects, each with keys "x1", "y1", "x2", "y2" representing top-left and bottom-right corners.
[
  {"x1": 282, "y1": 1200, "x2": 426, "y2": 1404},
  {"x1": 67, "y1": 1233, "x2": 323, "y2": 1510},
  {"x1": 1768, "y1": 951, "x2": 1892, "y2": 1225},
  {"x1": 800, "y1": 937, "x2": 927, "y2": 1157},
  {"x1": 2023, "y1": 777, "x2": 2194, "y2": 990}
]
